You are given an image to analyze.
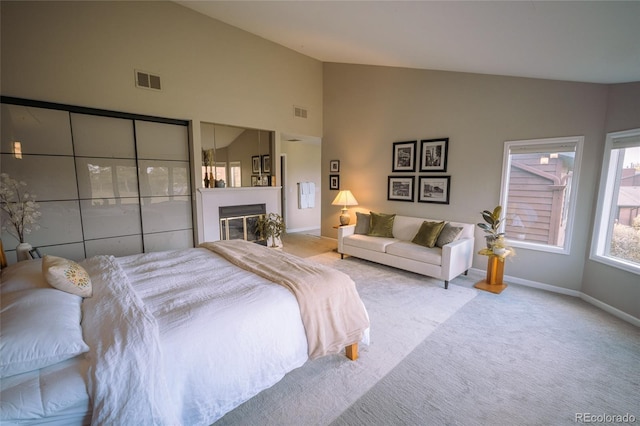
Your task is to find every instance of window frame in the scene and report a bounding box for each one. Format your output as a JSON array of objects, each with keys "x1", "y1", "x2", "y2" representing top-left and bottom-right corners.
[
  {"x1": 499, "y1": 136, "x2": 584, "y2": 255},
  {"x1": 590, "y1": 128, "x2": 640, "y2": 275}
]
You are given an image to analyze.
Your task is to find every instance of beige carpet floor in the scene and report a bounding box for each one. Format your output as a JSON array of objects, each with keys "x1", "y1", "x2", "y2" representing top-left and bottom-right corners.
[{"x1": 214, "y1": 252, "x2": 478, "y2": 425}]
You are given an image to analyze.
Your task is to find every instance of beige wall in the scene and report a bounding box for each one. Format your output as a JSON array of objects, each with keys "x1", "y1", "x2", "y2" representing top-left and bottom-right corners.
[
  {"x1": 581, "y1": 82, "x2": 640, "y2": 319},
  {"x1": 0, "y1": 1, "x2": 322, "y2": 136},
  {"x1": 322, "y1": 63, "x2": 611, "y2": 294},
  {"x1": 1, "y1": 0, "x2": 323, "y2": 239}
]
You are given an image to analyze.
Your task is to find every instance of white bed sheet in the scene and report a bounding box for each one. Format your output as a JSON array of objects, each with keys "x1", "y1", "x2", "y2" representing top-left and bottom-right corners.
[
  {"x1": 83, "y1": 248, "x2": 309, "y2": 425},
  {"x1": 2, "y1": 246, "x2": 366, "y2": 425}
]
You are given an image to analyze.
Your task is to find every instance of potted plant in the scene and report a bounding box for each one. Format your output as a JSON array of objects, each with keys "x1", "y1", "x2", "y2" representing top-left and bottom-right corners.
[
  {"x1": 477, "y1": 205, "x2": 505, "y2": 249},
  {"x1": 256, "y1": 212, "x2": 285, "y2": 248}
]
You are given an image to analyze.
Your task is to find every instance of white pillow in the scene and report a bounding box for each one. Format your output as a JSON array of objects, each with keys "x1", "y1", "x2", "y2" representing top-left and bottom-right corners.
[
  {"x1": 42, "y1": 255, "x2": 92, "y2": 298},
  {"x1": 0, "y1": 288, "x2": 90, "y2": 378},
  {"x1": 0, "y1": 259, "x2": 50, "y2": 294}
]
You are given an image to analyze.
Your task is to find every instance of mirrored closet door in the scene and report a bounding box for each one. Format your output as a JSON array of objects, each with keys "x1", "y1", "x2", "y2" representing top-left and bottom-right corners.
[{"x1": 0, "y1": 98, "x2": 192, "y2": 264}]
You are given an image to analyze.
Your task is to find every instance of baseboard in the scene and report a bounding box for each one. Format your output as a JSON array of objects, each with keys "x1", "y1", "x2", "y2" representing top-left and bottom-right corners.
[
  {"x1": 580, "y1": 293, "x2": 640, "y2": 327},
  {"x1": 469, "y1": 268, "x2": 639, "y2": 327},
  {"x1": 286, "y1": 226, "x2": 320, "y2": 234}
]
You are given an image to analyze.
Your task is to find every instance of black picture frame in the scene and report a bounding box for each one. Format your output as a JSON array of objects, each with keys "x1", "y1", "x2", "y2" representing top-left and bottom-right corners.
[
  {"x1": 392, "y1": 141, "x2": 417, "y2": 172},
  {"x1": 418, "y1": 176, "x2": 451, "y2": 204},
  {"x1": 262, "y1": 155, "x2": 271, "y2": 174},
  {"x1": 330, "y1": 160, "x2": 340, "y2": 172},
  {"x1": 387, "y1": 176, "x2": 415, "y2": 202},
  {"x1": 252, "y1": 156, "x2": 261, "y2": 173},
  {"x1": 329, "y1": 174, "x2": 340, "y2": 190},
  {"x1": 420, "y1": 138, "x2": 448, "y2": 172}
]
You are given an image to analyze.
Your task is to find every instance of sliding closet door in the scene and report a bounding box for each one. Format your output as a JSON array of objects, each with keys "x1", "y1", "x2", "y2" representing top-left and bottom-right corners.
[
  {"x1": 135, "y1": 120, "x2": 193, "y2": 251},
  {"x1": 1, "y1": 98, "x2": 192, "y2": 264},
  {"x1": 1, "y1": 104, "x2": 85, "y2": 262},
  {"x1": 71, "y1": 113, "x2": 143, "y2": 257}
]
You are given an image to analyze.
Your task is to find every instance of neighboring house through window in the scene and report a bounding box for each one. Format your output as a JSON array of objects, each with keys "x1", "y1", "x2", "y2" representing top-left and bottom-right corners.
[
  {"x1": 500, "y1": 136, "x2": 584, "y2": 254},
  {"x1": 591, "y1": 128, "x2": 640, "y2": 275}
]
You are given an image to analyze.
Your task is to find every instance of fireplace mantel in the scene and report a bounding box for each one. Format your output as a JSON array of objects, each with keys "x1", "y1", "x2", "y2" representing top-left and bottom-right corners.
[{"x1": 197, "y1": 187, "x2": 281, "y2": 243}]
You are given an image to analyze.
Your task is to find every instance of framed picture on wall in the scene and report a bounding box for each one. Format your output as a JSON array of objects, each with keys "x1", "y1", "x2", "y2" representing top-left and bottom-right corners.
[
  {"x1": 392, "y1": 141, "x2": 417, "y2": 172},
  {"x1": 329, "y1": 174, "x2": 340, "y2": 190},
  {"x1": 420, "y1": 138, "x2": 448, "y2": 172},
  {"x1": 262, "y1": 155, "x2": 271, "y2": 174},
  {"x1": 252, "y1": 156, "x2": 261, "y2": 173},
  {"x1": 330, "y1": 160, "x2": 340, "y2": 172},
  {"x1": 387, "y1": 176, "x2": 415, "y2": 202},
  {"x1": 418, "y1": 176, "x2": 451, "y2": 204}
]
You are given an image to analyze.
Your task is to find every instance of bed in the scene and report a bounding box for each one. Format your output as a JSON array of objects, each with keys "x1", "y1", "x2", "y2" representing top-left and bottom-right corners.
[{"x1": 0, "y1": 239, "x2": 370, "y2": 425}]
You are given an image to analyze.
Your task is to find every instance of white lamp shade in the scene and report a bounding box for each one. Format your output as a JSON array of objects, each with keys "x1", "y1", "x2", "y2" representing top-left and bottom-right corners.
[{"x1": 331, "y1": 190, "x2": 358, "y2": 207}]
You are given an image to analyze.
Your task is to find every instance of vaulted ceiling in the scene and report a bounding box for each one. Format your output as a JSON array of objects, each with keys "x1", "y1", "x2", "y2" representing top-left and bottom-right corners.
[{"x1": 177, "y1": 1, "x2": 640, "y2": 84}]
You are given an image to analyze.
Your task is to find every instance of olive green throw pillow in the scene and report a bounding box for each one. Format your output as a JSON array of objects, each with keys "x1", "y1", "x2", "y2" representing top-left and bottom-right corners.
[
  {"x1": 354, "y1": 212, "x2": 371, "y2": 235},
  {"x1": 412, "y1": 221, "x2": 446, "y2": 248},
  {"x1": 436, "y1": 223, "x2": 464, "y2": 248},
  {"x1": 367, "y1": 212, "x2": 396, "y2": 238}
]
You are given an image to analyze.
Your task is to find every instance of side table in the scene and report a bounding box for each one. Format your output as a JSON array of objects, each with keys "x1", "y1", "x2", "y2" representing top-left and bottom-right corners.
[{"x1": 474, "y1": 250, "x2": 511, "y2": 294}]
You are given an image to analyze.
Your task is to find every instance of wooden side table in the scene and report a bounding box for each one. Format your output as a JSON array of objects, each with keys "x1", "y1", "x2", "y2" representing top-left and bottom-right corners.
[{"x1": 474, "y1": 250, "x2": 511, "y2": 294}]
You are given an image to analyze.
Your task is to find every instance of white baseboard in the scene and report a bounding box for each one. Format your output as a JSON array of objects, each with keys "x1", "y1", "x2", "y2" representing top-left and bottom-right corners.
[
  {"x1": 286, "y1": 226, "x2": 320, "y2": 234},
  {"x1": 580, "y1": 293, "x2": 640, "y2": 327},
  {"x1": 469, "y1": 268, "x2": 639, "y2": 327}
]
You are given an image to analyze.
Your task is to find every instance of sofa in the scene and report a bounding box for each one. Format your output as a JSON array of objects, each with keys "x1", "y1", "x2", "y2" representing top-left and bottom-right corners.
[{"x1": 337, "y1": 212, "x2": 475, "y2": 289}]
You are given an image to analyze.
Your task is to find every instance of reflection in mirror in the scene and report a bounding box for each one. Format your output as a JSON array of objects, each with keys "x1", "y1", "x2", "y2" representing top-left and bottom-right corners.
[{"x1": 200, "y1": 122, "x2": 273, "y2": 188}]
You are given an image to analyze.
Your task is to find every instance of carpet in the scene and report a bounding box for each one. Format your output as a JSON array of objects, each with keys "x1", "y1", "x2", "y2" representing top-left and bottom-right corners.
[
  {"x1": 332, "y1": 284, "x2": 640, "y2": 426},
  {"x1": 214, "y1": 252, "x2": 478, "y2": 425}
]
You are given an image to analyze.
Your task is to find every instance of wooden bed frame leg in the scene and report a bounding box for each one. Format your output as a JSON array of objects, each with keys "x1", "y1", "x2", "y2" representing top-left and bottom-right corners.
[{"x1": 345, "y1": 343, "x2": 358, "y2": 361}]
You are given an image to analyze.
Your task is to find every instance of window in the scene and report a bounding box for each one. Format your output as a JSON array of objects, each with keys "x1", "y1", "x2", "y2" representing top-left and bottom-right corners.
[
  {"x1": 229, "y1": 161, "x2": 242, "y2": 187},
  {"x1": 591, "y1": 128, "x2": 640, "y2": 275},
  {"x1": 500, "y1": 136, "x2": 584, "y2": 254}
]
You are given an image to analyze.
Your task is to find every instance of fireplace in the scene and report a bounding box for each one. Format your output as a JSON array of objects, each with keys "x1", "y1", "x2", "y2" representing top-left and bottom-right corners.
[
  {"x1": 219, "y1": 204, "x2": 266, "y2": 242},
  {"x1": 197, "y1": 186, "x2": 280, "y2": 243}
]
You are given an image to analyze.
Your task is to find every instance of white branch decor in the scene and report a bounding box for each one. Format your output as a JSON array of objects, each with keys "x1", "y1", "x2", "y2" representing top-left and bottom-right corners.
[{"x1": 0, "y1": 173, "x2": 41, "y2": 243}]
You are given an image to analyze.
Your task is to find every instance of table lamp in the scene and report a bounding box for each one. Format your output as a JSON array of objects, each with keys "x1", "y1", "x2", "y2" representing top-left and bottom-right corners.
[{"x1": 332, "y1": 190, "x2": 358, "y2": 225}]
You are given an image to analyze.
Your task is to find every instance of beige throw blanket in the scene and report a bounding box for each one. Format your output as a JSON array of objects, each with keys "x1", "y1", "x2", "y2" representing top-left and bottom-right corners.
[{"x1": 201, "y1": 240, "x2": 369, "y2": 359}]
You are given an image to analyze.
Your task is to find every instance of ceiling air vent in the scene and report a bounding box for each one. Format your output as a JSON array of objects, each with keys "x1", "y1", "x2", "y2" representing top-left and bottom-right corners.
[
  {"x1": 293, "y1": 105, "x2": 308, "y2": 119},
  {"x1": 135, "y1": 70, "x2": 162, "y2": 91}
]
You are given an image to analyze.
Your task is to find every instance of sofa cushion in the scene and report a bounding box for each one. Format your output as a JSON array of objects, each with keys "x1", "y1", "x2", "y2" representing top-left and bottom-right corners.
[
  {"x1": 412, "y1": 221, "x2": 446, "y2": 248},
  {"x1": 354, "y1": 212, "x2": 370, "y2": 235},
  {"x1": 368, "y1": 212, "x2": 396, "y2": 238},
  {"x1": 386, "y1": 241, "x2": 442, "y2": 265},
  {"x1": 343, "y1": 234, "x2": 397, "y2": 253},
  {"x1": 436, "y1": 223, "x2": 464, "y2": 247}
]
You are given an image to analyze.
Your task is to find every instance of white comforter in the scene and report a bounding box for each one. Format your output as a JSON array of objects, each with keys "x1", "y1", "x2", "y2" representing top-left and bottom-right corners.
[{"x1": 81, "y1": 248, "x2": 309, "y2": 425}]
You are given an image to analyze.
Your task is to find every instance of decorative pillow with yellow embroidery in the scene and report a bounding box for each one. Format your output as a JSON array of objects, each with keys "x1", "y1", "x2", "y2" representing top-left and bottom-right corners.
[{"x1": 42, "y1": 255, "x2": 92, "y2": 297}]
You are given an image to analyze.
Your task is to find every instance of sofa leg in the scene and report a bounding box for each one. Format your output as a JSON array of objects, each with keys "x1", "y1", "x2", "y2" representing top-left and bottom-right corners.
[
  {"x1": 444, "y1": 280, "x2": 449, "y2": 290},
  {"x1": 340, "y1": 253, "x2": 344, "y2": 259},
  {"x1": 464, "y1": 270, "x2": 468, "y2": 276}
]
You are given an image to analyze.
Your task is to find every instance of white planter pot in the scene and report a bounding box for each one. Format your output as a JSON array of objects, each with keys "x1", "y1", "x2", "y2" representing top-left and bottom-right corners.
[
  {"x1": 16, "y1": 242, "x2": 32, "y2": 262},
  {"x1": 492, "y1": 247, "x2": 507, "y2": 256}
]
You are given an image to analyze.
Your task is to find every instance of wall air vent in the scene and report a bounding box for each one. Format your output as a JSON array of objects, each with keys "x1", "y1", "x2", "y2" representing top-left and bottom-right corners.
[
  {"x1": 293, "y1": 105, "x2": 308, "y2": 119},
  {"x1": 135, "y1": 70, "x2": 162, "y2": 91}
]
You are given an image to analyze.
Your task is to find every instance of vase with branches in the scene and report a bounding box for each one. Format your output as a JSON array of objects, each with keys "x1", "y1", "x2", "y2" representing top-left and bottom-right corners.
[{"x1": 0, "y1": 173, "x2": 41, "y2": 245}]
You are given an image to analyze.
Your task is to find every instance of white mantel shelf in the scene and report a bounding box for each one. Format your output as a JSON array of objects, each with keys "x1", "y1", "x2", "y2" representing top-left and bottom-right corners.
[{"x1": 198, "y1": 186, "x2": 282, "y2": 243}]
